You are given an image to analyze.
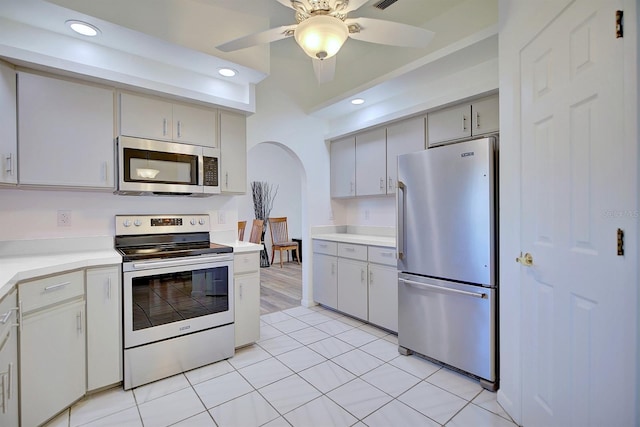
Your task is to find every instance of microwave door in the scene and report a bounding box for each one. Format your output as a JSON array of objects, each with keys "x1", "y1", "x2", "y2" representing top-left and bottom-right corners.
[{"x1": 117, "y1": 136, "x2": 202, "y2": 194}]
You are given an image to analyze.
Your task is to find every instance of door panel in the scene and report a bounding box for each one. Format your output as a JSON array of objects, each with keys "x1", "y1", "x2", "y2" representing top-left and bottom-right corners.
[{"x1": 519, "y1": 1, "x2": 637, "y2": 425}]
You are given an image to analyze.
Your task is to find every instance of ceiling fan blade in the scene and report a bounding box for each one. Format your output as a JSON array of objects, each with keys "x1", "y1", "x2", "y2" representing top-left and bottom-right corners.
[
  {"x1": 338, "y1": 0, "x2": 370, "y2": 13},
  {"x1": 345, "y1": 17, "x2": 434, "y2": 48},
  {"x1": 274, "y1": 0, "x2": 296, "y2": 9},
  {"x1": 313, "y1": 56, "x2": 337, "y2": 84},
  {"x1": 216, "y1": 25, "x2": 296, "y2": 52}
]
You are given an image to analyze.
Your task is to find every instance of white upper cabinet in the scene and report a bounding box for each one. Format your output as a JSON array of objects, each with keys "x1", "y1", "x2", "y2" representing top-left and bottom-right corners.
[
  {"x1": 386, "y1": 116, "x2": 425, "y2": 193},
  {"x1": 219, "y1": 110, "x2": 247, "y2": 194},
  {"x1": 17, "y1": 71, "x2": 115, "y2": 189},
  {"x1": 470, "y1": 95, "x2": 499, "y2": 136},
  {"x1": 427, "y1": 103, "x2": 472, "y2": 145},
  {"x1": 427, "y1": 95, "x2": 499, "y2": 146},
  {"x1": 330, "y1": 136, "x2": 356, "y2": 198},
  {"x1": 0, "y1": 61, "x2": 17, "y2": 185},
  {"x1": 120, "y1": 92, "x2": 217, "y2": 147},
  {"x1": 355, "y1": 128, "x2": 387, "y2": 197}
]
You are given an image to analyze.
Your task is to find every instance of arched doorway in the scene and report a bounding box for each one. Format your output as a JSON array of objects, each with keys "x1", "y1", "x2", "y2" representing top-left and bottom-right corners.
[{"x1": 239, "y1": 141, "x2": 309, "y2": 313}]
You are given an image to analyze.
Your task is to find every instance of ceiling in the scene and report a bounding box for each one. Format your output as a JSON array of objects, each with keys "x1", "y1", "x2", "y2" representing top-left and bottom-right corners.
[{"x1": 0, "y1": 0, "x2": 498, "y2": 121}]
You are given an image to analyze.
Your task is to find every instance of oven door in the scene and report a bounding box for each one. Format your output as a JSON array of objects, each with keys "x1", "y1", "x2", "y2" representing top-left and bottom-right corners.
[
  {"x1": 123, "y1": 254, "x2": 234, "y2": 348},
  {"x1": 117, "y1": 136, "x2": 203, "y2": 194}
]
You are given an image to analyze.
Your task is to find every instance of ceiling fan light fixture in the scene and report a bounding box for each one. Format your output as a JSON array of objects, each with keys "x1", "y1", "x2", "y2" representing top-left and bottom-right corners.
[{"x1": 294, "y1": 15, "x2": 348, "y2": 60}]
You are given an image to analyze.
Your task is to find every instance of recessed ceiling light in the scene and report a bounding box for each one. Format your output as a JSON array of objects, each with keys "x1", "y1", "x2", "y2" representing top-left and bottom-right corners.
[
  {"x1": 66, "y1": 20, "x2": 100, "y2": 37},
  {"x1": 218, "y1": 68, "x2": 237, "y2": 77},
  {"x1": 351, "y1": 98, "x2": 365, "y2": 105}
]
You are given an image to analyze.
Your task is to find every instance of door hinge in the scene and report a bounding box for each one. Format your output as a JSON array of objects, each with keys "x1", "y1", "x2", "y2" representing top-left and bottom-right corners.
[
  {"x1": 616, "y1": 10, "x2": 623, "y2": 38},
  {"x1": 617, "y1": 228, "x2": 624, "y2": 256}
]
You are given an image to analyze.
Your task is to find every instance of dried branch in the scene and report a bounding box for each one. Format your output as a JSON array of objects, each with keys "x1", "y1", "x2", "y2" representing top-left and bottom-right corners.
[{"x1": 251, "y1": 181, "x2": 279, "y2": 222}]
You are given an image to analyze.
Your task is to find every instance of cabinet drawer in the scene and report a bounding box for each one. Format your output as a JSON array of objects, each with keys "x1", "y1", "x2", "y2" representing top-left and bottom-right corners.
[
  {"x1": 313, "y1": 240, "x2": 337, "y2": 256},
  {"x1": 338, "y1": 243, "x2": 367, "y2": 261},
  {"x1": 368, "y1": 246, "x2": 397, "y2": 266},
  {"x1": 234, "y1": 252, "x2": 259, "y2": 275},
  {"x1": 19, "y1": 270, "x2": 84, "y2": 313}
]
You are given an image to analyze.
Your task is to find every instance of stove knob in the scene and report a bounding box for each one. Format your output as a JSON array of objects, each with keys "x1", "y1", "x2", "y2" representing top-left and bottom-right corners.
[
  {"x1": 199, "y1": 218, "x2": 206, "y2": 225},
  {"x1": 190, "y1": 219, "x2": 197, "y2": 226},
  {"x1": 134, "y1": 219, "x2": 142, "y2": 227},
  {"x1": 123, "y1": 219, "x2": 132, "y2": 227}
]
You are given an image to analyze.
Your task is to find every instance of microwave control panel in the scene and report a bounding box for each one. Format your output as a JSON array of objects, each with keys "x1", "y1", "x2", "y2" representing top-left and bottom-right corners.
[{"x1": 203, "y1": 157, "x2": 219, "y2": 187}]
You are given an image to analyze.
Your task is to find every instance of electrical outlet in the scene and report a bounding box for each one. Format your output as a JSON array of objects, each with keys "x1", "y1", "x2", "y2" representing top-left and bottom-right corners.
[
  {"x1": 218, "y1": 211, "x2": 226, "y2": 224},
  {"x1": 57, "y1": 210, "x2": 71, "y2": 227},
  {"x1": 364, "y1": 210, "x2": 370, "y2": 220}
]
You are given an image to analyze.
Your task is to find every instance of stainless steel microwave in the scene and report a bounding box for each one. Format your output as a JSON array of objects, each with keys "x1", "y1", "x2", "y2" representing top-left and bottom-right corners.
[{"x1": 115, "y1": 136, "x2": 220, "y2": 196}]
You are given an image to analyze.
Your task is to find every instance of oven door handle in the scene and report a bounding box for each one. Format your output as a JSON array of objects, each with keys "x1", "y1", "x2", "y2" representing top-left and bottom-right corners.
[{"x1": 131, "y1": 255, "x2": 230, "y2": 270}]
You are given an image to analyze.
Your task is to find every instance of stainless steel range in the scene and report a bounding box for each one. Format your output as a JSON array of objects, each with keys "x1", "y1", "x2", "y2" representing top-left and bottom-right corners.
[{"x1": 115, "y1": 214, "x2": 234, "y2": 390}]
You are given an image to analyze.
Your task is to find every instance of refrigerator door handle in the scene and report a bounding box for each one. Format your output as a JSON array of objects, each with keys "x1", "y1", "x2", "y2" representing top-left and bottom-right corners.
[
  {"x1": 399, "y1": 278, "x2": 488, "y2": 299},
  {"x1": 396, "y1": 181, "x2": 406, "y2": 260}
]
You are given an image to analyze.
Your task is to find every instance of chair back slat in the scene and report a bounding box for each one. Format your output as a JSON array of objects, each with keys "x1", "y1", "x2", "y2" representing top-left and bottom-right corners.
[
  {"x1": 268, "y1": 217, "x2": 289, "y2": 244},
  {"x1": 249, "y1": 219, "x2": 264, "y2": 244},
  {"x1": 238, "y1": 221, "x2": 247, "y2": 241}
]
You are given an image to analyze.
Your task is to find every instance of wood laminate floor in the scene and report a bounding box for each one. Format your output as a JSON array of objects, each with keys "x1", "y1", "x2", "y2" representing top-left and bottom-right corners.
[{"x1": 259, "y1": 259, "x2": 302, "y2": 315}]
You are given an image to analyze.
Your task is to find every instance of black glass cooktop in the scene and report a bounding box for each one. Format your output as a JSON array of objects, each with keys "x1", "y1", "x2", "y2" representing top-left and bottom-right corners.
[{"x1": 115, "y1": 232, "x2": 232, "y2": 262}]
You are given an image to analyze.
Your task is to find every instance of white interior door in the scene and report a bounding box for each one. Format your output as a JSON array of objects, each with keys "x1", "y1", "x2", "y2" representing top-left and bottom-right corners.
[{"x1": 519, "y1": 1, "x2": 637, "y2": 426}]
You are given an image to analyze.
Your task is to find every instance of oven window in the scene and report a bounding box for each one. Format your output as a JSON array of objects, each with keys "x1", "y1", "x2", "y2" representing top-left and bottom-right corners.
[
  {"x1": 131, "y1": 266, "x2": 229, "y2": 331},
  {"x1": 124, "y1": 148, "x2": 198, "y2": 185}
]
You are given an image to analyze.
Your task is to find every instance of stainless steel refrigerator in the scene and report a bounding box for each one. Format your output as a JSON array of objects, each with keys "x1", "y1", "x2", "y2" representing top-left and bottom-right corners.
[{"x1": 396, "y1": 136, "x2": 497, "y2": 391}]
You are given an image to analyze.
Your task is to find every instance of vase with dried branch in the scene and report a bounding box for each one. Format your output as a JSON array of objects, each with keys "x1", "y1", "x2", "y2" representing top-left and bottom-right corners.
[{"x1": 251, "y1": 181, "x2": 278, "y2": 267}]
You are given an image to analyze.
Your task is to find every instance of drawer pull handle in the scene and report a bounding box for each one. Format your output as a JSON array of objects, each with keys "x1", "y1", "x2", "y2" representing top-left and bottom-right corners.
[
  {"x1": 0, "y1": 311, "x2": 11, "y2": 325},
  {"x1": 44, "y1": 281, "x2": 70, "y2": 292},
  {"x1": 345, "y1": 248, "x2": 355, "y2": 252}
]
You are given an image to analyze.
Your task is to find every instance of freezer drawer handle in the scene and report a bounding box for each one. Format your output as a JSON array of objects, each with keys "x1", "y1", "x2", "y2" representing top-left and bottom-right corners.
[{"x1": 399, "y1": 278, "x2": 488, "y2": 299}]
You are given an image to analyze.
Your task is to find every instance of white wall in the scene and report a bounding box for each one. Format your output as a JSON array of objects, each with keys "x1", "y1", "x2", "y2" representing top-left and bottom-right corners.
[{"x1": 0, "y1": 187, "x2": 238, "y2": 241}]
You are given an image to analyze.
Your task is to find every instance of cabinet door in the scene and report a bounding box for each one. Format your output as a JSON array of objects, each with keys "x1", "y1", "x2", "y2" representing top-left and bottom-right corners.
[
  {"x1": 173, "y1": 103, "x2": 217, "y2": 147},
  {"x1": 0, "y1": 61, "x2": 17, "y2": 185},
  {"x1": 386, "y1": 117, "x2": 425, "y2": 193},
  {"x1": 427, "y1": 103, "x2": 472, "y2": 146},
  {"x1": 368, "y1": 264, "x2": 398, "y2": 332},
  {"x1": 20, "y1": 299, "x2": 86, "y2": 427},
  {"x1": 471, "y1": 95, "x2": 499, "y2": 136},
  {"x1": 120, "y1": 92, "x2": 172, "y2": 140},
  {"x1": 337, "y1": 258, "x2": 368, "y2": 321},
  {"x1": 234, "y1": 272, "x2": 260, "y2": 348},
  {"x1": 355, "y1": 128, "x2": 387, "y2": 196},
  {"x1": 330, "y1": 136, "x2": 356, "y2": 198},
  {"x1": 86, "y1": 266, "x2": 122, "y2": 391},
  {"x1": 219, "y1": 111, "x2": 247, "y2": 193},
  {"x1": 313, "y1": 253, "x2": 337, "y2": 309},
  {"x1": 18, "y1": 72, "x2": 115, "y2": 188},
  {"x1": 0, "y1": 290, "x2": 18, "y2": 427}
]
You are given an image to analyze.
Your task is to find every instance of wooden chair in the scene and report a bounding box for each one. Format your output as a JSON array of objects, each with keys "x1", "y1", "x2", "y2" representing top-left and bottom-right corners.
[
  {"x1": 268, "y1": 217, "x2": 299, "y2": 268},
  {"x1": 248, "y1": 219, "x2": 263, "y2": 244},
  {"x1": 237, "y1": 221, "x2": 247, "y2": 241}
]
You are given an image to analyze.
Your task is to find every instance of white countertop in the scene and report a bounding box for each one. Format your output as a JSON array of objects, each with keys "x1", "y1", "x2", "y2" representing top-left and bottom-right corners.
[
  {"x1": 0, "y1": 239, "x2": 263, "y2": 301},
  {"x1": 0, "y1": 249, "x2": 122, "y2": 300},
  {"x1": 312, "y1": 233, "x2": 395, "y2": 248}
]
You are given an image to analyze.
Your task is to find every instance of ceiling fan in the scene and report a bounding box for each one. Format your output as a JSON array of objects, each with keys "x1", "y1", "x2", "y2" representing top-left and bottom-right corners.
[{"x1": 216, "y1": 0, "x2": 435, "y2": 83}]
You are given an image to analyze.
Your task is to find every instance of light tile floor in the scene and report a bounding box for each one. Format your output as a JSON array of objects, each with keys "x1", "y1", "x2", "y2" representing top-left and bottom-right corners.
[{"x1": 46, "y1": 305, "x2": 517, "y2": 427}]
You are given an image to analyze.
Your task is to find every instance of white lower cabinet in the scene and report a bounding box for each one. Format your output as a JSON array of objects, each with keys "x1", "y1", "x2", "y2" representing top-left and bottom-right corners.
[
  {"x1": 86, "y1": 266, "x2": 122, "y2": 391},
  {"x1": 0, "y1": 289, "x2": 18, "y2": 427},
  {"x1": 337, "y1": 257, "x2": 368, "y2": 321},
  {"x1": 312, "y1": 239, "x2": 398, "y2": 332},
  {"x1": 19, "y1": 271, "x2": 86, "y2": 427},
  {"x1": 368, "y1": 263, "x2": 398, "y2": 332},
  {"x1": 234, "y1": 252, "x2": 260, "y2": 348},
  {"x1": 312, "y1": 240, "x2": 338, "y2": 308}
]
